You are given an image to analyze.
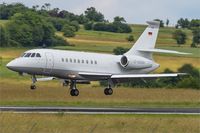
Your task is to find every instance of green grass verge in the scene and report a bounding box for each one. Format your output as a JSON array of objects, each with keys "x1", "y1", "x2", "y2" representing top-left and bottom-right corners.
[
  {"x1": 0, "y1": 101, "x2": 199, "y2": 108},
  {"x1": 1, "y1": 113, "x2": 199, "y2": 133}
]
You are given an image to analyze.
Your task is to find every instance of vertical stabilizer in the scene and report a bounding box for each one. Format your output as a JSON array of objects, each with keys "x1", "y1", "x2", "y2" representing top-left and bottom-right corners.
[{"x1": 125, "y1": 21, "x2": 160, "y2": 60}]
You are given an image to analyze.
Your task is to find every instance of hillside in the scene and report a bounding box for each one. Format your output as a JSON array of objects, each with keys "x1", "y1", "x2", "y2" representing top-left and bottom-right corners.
[{"x1": 56, "y1": 24, "x2": 195, "y2": 54}]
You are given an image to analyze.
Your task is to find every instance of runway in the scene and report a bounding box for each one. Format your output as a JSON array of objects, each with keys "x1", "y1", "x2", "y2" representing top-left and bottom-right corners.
[{"x1": 0, "y1": 106, "x2": 199, "y2": 115}]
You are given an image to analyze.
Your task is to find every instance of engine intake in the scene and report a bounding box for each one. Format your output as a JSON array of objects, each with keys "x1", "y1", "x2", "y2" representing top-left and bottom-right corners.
[{"x1": 120, "y1": 55, "x2": 153, "y2": 69}]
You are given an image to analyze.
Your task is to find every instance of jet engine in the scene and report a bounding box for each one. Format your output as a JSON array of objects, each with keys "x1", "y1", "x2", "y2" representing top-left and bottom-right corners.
[{"x1": 120, "y1": 55, "x2": 153, "y2": 69}]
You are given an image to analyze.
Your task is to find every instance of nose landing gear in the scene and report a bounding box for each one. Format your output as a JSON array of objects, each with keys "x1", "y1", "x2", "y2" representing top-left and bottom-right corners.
[
  {"x1": 30, "y1": 84, "x2": 36, "y2": 90},
  {"x1": 30, "y1": 75, "x2": 37, "y2": 90}
]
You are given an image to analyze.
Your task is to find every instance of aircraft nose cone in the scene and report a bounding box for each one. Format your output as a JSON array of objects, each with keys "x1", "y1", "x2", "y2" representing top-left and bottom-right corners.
[{"x1": 6, "y1": 60, "x2": 16, "y2": 70}]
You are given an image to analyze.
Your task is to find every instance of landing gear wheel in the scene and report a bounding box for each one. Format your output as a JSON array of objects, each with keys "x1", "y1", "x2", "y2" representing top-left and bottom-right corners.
[
  {"x1": 70, "y1": 89, "x2": 79, "y2": 96},
  {"x1": 30, "y1": 84, "x2": 36, "y2": 90},
  {"x1": 104, "y1": 88, "x2": 113, "y2": 95}
]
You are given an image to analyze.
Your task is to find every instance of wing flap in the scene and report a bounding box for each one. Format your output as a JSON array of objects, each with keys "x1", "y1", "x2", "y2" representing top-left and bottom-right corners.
[
  {"x1": 36, "y1": 77, "x2": 55, "y2": 81},
  {"x1": 79, "y1": 72, "x2": 111, "y2": 80},
  {"x1": 111, "y1": 73, "x2": 187, "y2": 79}
]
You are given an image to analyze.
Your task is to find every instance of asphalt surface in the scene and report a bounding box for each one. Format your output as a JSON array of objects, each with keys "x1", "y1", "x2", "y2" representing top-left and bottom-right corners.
[{"x1": 0, "y1": 106, "x2": 200, "y2": 114}]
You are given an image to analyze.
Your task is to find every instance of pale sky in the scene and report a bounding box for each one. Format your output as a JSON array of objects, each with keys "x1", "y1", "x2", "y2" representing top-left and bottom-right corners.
[{"x1": 1, "y1": 0, "x2": 200, "y2": 25}]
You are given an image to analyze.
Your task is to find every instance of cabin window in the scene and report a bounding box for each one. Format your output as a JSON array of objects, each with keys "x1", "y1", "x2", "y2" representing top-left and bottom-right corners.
[
  {"x1": 86, "y1": 60, "x2": 88, "y2": 64},
  {"x1": 62, "y1": 58, "x2": 64, "y2": 62},
  {"x1": 95, "y1": 61, "x2": 97, "y2": 64},
  {"x1": 74, "y1": 59, "x2": 76, "y2": 63},
  {"x1": 31, "y1": 53, "x2": 36, "y2": 57},
  {"x1": 65, "y1": 58, "x2": 68, "y2": 62},
  {"x1": 82, "y1": 60, "x2": 84, "y2": 63},
  {"x1": 78, "y1": 59, "x2": 80, "y2": 63},
  {"x1": 36, "y1": 53, "x2": 41, "y2": 57},
  {"x1": 91, "y1": 60, "x2": 93, "y2": 64},
  {"x1": 70, "y1": 58, "x2": 72, "y2": 63},
  {"x1": 24, "y1": 53, "x2": 31, "y2": 57}
]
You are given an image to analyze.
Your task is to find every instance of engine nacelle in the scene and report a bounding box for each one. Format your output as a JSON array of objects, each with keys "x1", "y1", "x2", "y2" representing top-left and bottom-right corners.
[{"x1": 120, "y1": 55, "x2": 153, "y2": 69}]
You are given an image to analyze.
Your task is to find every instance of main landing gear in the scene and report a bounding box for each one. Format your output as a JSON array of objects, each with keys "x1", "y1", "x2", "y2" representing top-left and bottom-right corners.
[
  {"x1": 104, "y1": 85, "x2": 113, "y2": 95},
  {"x1": 70, "y1": 80, "x2": 79, "y2": 96},
  {"x1": 68, "y1": 80, "x2": 113, "y2": 96}
]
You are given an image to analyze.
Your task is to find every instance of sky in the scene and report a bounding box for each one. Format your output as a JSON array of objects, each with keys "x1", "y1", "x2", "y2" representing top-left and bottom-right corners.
[{"x1": 1, "y1": 0, "x2": 200, "y2": 25}]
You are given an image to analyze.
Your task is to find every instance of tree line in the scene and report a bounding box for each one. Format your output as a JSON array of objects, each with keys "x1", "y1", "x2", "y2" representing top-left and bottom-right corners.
[
  {"x1": 173, "y1": 18, "x2": 200, "y2": 47},
  {"x1": 0, "y1": 3, "x2": 199, "y2": 48},
  {"x1": 84, "y1": 15, "x2": 132, "y2": 33},
  {"x1": 0, "y1": 3, "x2": 133, "y2": 47}
]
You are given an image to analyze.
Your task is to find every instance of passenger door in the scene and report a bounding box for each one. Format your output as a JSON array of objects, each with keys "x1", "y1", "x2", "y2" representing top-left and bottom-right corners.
[{"x1": 44, "y1": 52, "x2": 54, "y2": 73}]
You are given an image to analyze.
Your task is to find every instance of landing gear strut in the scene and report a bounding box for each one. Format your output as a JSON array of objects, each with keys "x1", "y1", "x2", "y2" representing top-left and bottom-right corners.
[
  {"x1": 70, "y1": 80, "x2": 79, "y2": 96},
  {"x1": 30, "y1": 75, "x2": 37, "y2": 90}
]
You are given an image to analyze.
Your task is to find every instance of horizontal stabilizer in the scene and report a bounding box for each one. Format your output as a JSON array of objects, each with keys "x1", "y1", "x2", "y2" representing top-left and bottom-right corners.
[{"x1": 138, "y1": 48, "x2": 191, "y2": 55}]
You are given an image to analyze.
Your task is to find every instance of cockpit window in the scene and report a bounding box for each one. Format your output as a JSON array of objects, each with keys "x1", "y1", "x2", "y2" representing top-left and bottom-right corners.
[
  {"x1": 31, "y1": 53, "x2": 36, "y2": 57},
  {"x1": 36, "y1": 53, "x2": 41, "y2": 57},
  {"x1": 24, "y1": 53, "x2": 31, "y2": 57},
  {"x1": 21, "y1": 53, "x2": 26, "y2": 57}
]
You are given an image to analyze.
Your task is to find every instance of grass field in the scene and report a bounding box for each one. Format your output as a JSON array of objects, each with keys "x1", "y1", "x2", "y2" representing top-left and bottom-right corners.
[
  {"x1": 1, "y1": 78, "x2": 200, "y2": 107},
  {"x1": 0, "y1": 113, "x2": 199, "y2": 133}
]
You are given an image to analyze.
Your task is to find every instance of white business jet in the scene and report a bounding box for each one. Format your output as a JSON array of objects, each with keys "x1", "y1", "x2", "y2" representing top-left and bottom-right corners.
[{"x1": 7, "y1": 21, "x2": 188, "y2": 96}]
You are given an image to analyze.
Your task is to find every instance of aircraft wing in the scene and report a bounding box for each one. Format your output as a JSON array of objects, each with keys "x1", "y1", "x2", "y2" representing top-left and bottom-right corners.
[
  {"x1": 79, "y1": 72, "x2": 187, "y2": 81},
  {"x1": 111, "y1": 73, "x2": 187, "y2": 80}
]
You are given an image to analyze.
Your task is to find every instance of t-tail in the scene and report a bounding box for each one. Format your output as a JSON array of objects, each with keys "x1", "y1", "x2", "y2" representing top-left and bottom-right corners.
[{"x1": 125, "y1": 21, "x2": 190, "y2": 60}]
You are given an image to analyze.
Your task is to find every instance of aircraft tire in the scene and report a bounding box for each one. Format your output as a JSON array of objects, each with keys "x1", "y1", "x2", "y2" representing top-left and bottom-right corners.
[
  {"x1": 104, "y1": 88, "x2": 113, "y2": 95},
  {"x1": 30, "y1": 85, "x2": 36, "y2": 90},
  {"x1": 70, "y1": 89, "x2": 79, "y2": 96}
]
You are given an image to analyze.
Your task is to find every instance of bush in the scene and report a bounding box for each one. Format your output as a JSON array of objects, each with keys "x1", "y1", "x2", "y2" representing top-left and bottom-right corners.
[
  {"x1": 62, "y1": 24, "x2": 76, "y2": 37},
  {"x1": 53, "y1": 36, "x2": 69, "y2": 46},
  {"x1": 91, "y1": 22, "x2": 132, "y2": 33},
  {"x1": 126, "y1": 35, "x2": 134, "y2": 42},
  {"x1": 84, "y1": 22, "x2": 93, "y2": 30},
  {"x1": 93, "y1": 23, "x2": 107, "y2": 31},
  {"x1": 192, "y1": 28, "x2": 200, "y2": 46},
  {"x1": 70, "y1": 21, "x2": 80, "y2": 31},
  {"x1": 173, "y1": 30, "x2": 187, "y2": 45},
  {"x1": 7, "y1": 12, "x2": 60, "y2": 47},
  {"x1": 177, "y1": 77, "x2": 200, "y2": 89},
  {"x1": 113, "y1": 47, "x2": 129, "y2": 55},
  {"x1": 63, "y1": 30, "x2": 75, "y2": 37},
  {"x1": 178, "y1": 64, "x2": 200, "y2": 78},
  {"x1": 0, "y1": 25, "x2": 9, "y2": 47},
  {"x1": 48, "y1": 17, "x2": 67, "y2": 31},
  {"x1": 191, "y1": 43, "x2": 197, "y2": 48}
]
